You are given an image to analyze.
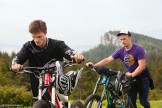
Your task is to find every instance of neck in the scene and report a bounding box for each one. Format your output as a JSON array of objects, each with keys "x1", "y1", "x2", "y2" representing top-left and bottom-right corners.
[
  {"x1": 39, "y1": 38, "x2": 48, "y2": 48},
  {"x1": 125, "y1": 43, "x2": 133, "y2": 51}
]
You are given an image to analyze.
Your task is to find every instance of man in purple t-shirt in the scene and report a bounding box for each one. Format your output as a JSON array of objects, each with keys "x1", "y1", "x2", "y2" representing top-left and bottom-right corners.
[{"x1": 86, "y1": 29, "x2": 150, "y2": 108}]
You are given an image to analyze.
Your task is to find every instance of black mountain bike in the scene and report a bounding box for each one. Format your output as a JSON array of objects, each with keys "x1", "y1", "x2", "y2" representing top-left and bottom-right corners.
[{"x1": 83, "y1": 66, "x2": 135, "y2": 108}]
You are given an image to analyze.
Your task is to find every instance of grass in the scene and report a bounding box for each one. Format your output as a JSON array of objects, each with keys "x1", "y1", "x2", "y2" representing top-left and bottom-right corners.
[{"x1": 150, "y1": 100, "x2": 162, "y2": 108}]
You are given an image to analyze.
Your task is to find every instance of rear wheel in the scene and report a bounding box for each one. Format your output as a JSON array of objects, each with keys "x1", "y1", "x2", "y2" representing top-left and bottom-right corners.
[
  {"x1": 83, "y1": 94, "x2": 101, "y2": 108},
  {"x1": 71, "y1": 100, "x2": 83, "y2": 108},
  {"x1": 33, "y1": 100, "x2": 51, "y2": 108}
]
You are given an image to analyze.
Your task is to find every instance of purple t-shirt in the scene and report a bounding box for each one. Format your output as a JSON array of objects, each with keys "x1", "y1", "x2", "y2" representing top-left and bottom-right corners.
[{"x1": 112, "y1": 44, "x2": 146, "y2": 72}]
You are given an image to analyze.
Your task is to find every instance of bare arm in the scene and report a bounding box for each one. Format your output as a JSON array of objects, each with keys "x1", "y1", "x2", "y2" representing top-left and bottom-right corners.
[
  {"x1": 132, "y1": 59, "x2": 146, "y2": 77},
  {"x1": 126, "y1": 59, "x2": 146, "y2": 77},
  {"x1": 86, "y1": 56, "x2": 114, "y2": 67}
]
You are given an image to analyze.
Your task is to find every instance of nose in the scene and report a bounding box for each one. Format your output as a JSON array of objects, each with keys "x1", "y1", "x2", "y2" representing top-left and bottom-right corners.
[
  {"x1": 34, "y1": 37, "x2": 40, "y2": 41},
  {"x1": 34, "y1": 38, "x2": 40, "y2": 44}
]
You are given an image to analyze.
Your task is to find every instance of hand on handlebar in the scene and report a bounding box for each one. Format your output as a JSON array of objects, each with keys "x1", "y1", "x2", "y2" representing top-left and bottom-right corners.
[
  {"x1": 11, "y1": 64, "x2": 23, "y2": 72},
  {"x1": 125, "y1": 72, "x2": 132, "y2": 78},
  {"x1": 71, "y1": 53, "x2": 85, "y2": 63},
  {"x1": 86, "y1": 62, "x2": 94, "y2": 67},
  {"x1": 86, "y1": 62, "x2": 109, "y2": 75}
]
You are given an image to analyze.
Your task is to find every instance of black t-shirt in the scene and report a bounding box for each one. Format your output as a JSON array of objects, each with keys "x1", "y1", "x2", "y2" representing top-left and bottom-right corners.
[
  {"x1": 12, "y1": 38, "x2": 74, "y2": 67},
  {"x1": 12, "y1": 38, "x2": 75, "y2": 98}
]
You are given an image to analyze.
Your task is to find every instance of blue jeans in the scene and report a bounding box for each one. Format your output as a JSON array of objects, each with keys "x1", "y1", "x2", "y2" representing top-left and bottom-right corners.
[{"x1": 128, "y1": 78, "x2": 150, "y2": 108}]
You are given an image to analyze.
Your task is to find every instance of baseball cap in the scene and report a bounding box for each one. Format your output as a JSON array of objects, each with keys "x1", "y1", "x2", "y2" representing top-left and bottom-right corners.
[{"x1": 117, "y1": 29, "x2": 131, "y2": 36}]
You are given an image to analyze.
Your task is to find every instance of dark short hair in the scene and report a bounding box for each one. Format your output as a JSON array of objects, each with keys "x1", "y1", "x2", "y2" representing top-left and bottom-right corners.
[{"x1": 29, "y1": 20, "x2": 47, "y2": 34}]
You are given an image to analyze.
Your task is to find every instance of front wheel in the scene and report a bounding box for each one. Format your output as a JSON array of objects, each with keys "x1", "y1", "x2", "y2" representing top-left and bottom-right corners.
[
  {"x1": 33, "y1": 100, "x2": 51, "y2": 108},
  {"x1": 83, "y1": 94, "x2": 101, "y2": 108},
  {"x1": 71, "y1": 100, "x2": 83, "y2": 108}
]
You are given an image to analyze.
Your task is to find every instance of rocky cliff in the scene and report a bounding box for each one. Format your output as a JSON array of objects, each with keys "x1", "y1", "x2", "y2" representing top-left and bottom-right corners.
[{"x1": 100, "y1": 31, "x2": 120, "y2": 46}]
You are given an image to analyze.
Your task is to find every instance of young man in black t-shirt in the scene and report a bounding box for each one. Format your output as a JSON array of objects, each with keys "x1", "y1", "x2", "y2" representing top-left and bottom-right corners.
[{"x1": 11, "y1": 19, "x2": 84, "y2": 104}]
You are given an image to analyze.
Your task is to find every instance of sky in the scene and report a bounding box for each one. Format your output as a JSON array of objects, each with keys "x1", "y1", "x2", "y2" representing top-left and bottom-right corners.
[{"x1": 0, "y1": 0, "x2": 162, "y2": 53}]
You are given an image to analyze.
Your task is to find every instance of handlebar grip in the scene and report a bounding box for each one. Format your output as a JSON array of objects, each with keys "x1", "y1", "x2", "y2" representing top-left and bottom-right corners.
[{"x1": 9, "y1": 68, "x2": 12, "y2": 71}]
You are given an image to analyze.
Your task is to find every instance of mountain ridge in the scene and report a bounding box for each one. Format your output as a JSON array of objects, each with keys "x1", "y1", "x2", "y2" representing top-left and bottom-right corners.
[{"x1": 83, "y1": 31, "x2": 162, "y2": 62}]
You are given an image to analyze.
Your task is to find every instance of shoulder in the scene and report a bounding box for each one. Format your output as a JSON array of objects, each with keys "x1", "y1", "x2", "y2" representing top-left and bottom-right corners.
[
  {"x1": 49, "y1": 38, "x2": 65, "y2": 46},
  {"x1": 133, "y1": 44, "x2": 145, "y2": 55},
  {"x1": 23, "y1": 41, "x2": 32, "y2": 48},
  {"x1": 133, "y1": 44, "x2": 144, "y2": 50},
  {"x1": 116, "y1": 47, "x2": 125, "y2": 52},
  {"x1": 112, "y1": 47, "x2": 124, "y2": 58}
]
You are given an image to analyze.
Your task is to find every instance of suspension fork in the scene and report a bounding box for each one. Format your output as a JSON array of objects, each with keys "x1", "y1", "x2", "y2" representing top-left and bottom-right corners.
[
  {"x1": 38, "y1": 71, "x2": 44, "y2": 100},
  {"x1": 51, "y1": 74, "x2": 56, "y2": 105}
]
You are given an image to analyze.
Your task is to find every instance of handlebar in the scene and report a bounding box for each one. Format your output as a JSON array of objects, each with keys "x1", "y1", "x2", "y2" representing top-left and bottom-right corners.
[
  {"x1": 10, "y1": 59, "x2": 84, "y2": 74},
  {"x1": 10, "y1": 66, "x2": 56, "y2": 72},
  {"x1": 87, "y1": 65, "x2": 118, "y2": 76},
  {"x1": 63, "y1": 58, "x2": 85, "y2": 68},
  {"x1": 20, "y1": 66, "x2": 55, "y2": 71}
]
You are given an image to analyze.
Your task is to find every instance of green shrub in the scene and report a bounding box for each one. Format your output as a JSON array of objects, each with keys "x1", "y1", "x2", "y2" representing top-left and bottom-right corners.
[{"x1": 0, "y1": 85, "x2": 32, "y2": 106}]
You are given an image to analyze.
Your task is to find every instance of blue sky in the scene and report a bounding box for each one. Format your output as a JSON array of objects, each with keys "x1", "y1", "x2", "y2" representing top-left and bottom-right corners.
[{"x1": 0, "y1": 0, "x2": 162, "y2": 53}]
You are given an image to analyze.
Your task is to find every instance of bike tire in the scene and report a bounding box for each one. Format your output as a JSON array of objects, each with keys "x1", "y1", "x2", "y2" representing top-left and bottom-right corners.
[
  {"x1": 71, "y1": 100, "x2": 83, "y2": 108},
  {"x1": 83, "y1": 94, "x2": 101, "y2": 108},
  {"x1": 33, "y1": 100, "x2": 51, "y2": 108}
]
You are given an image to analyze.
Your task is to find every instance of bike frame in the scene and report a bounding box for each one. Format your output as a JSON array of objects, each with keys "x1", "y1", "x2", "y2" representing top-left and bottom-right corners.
[
  {"x1": 86, "y1": 67, "x2": 118, "y2": 108},
  {"x1": 14, "y1": 60, "x2": 83, "y2": 108},
  {"x1": 94, "y1": 75, "x2": 116, "y2": 108},
  {"x1": 85, "y1": 67, "x2": 135, "y2": 108},
  {"x1": 37, "y1": 61, "x2": 65, "y2": 108}
]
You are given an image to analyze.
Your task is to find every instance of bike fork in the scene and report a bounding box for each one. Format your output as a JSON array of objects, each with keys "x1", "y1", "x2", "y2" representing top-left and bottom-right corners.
[
  {"x1": 51, "y1": 74, "x2": 56, "y2": 106},
  {"x1": 38, "y1": 72, "x2": 44, "y2": 100}
]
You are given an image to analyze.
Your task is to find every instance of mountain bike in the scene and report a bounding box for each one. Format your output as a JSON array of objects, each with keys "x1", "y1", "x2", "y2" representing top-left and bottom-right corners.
[
  {"x1": 83, "y1": 66, "x2": 135, "y2": 108},
  {"x1": 11, "y1": 59, "x2": 84, "y2": 108}
]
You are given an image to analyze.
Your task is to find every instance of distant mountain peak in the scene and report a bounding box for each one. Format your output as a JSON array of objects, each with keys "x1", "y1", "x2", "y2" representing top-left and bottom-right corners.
[{"x1": 100, "y1": 31, "x2": 120, "y2": 46}]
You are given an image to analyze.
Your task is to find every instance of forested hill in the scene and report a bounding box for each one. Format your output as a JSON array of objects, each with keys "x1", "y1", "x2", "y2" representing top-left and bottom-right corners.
[{"x1": 83, "y1": 31, "x2": 162, "y2": 62}]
